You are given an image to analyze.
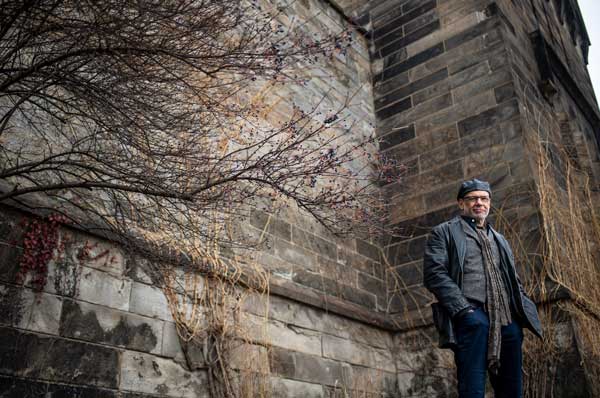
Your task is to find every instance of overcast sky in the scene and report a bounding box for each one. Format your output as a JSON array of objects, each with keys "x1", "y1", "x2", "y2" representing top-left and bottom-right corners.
[{"x1": 579, "y1": 1, "x2": 600, "y2": 102}]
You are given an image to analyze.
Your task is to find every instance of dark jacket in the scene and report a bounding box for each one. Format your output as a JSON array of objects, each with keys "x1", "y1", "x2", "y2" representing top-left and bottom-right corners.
[{"x1": 423, "y1": 216, "x2": 543, "y2": 349}]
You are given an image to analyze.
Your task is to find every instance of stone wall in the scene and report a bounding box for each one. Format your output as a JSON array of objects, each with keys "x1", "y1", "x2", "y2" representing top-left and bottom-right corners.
[
  {"x1": 0, "y1": 0, "x2": 404, "y2": 397},
  {"x1": 1, "y1": 0, "x2": 600, "y2": 397},
  {"x1": 0, "y1": 204, "x2": 402, "y2": 397},
  {"x1": 350, "y1": 0, "x2": 600, "y2": 396}
]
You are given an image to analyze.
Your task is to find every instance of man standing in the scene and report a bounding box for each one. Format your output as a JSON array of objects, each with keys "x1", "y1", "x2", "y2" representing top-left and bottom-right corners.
[{"x1": 423, "y1": 179, "x2": 542, "y2": 398}]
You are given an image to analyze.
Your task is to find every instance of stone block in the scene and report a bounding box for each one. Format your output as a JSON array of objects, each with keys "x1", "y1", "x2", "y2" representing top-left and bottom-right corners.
[
  {"x1": 389, "y1": 261, "x2": 423, "y2": 287},
  {"x1": 376, "y1": 96, "x2": 412, "y2": 120},
  {"x1": 17, "y1": 288, "x2": 62, "y2": 335},
  {"x1": 322, "y1": 334, "x2": 395, "y2": 372},
  {"x1": 494, "y1": 82, "x2": 516, "y2": 103},
  {"x1": 413, "y1": 79, "x2": 451, "y2": 106},
  {"x1": 373, "y1": 1, "x2": 436, "y2": 41},
  {"x1": 390, "y1": 205, "x2": 457, "y2": 242},
  {"x1": 44, "y1": 256, "x2": 80, "y2": 297},
  {"x1": 63, "y1": 235, "x2": 125, "y2": 277},
  {"x1": 405, "y1": 9, "x2": 484, "y2": 58},
  {"x1": 120, "y1": 350, "x2": 208, "y2": 398},
  {"x1": 415, "y1": 90, "x2": 496, "y2": 133},
  {"x1": 457, "y1": 99, "x2": 520, "y2": 137},
  {"x1": 270, "y1": 237, "x2": 318, "y2": 271},
  {"x1": 446, "y1": 40, "x2": 504, "y2": 76},
  {"x1": 317, "y1": 256, "x2": 357, "y2": 287},
  {"x1": 257, "y1": 252, "x2": 294, "y2": 279},
  {"x1": 124, "y1": 254, "x2": 156, "y2": 285},
  {"x1": 292, "y1": 268, "x2": 339, "y2": 297},
  {"x1": 387, "y1": 159, "x2": 463, "y2": 199},
  {"x1": 338, "y1": 284, "x2": 378, "y2": 309},
  {"x1": 337, "y1": 248, "x2": 374, "y2": 275},
  {"x1": 379, "y1": 124, "x2": 415, "y2": 151},
  {"x1": 375, "y1": 43, "x2": 444, "y2": 84},
  {"x1": 371, "y1": 0, "x2": 410, "y2": 26},
  {"x1": 386, "y1": 235, "x2": 427, "y2": 266},
  {"x1": 76, "y1": 266, "x2": 131, "y2": 311},
  {"x1": 452, "y1": 67, "x2": 511, "y2": 104},
  {"x1": 59, "y1": 299, "x2": 163, "y2": 354},
  {"x1": 291, "y1": 227, "x2": 337, "y2": 260},
  {"x1": 379, "y1": 20, "x2": 442, "y2": 59},
  {"x1": 276, "y1": 349, "x2": 348, "y2": 387},
  {"x1": 242, "y1": 293, "x2": 326, "y2": 333},
  {"x1": 389, "y1": 195, "x2": 426, "y2": 224},
  {"x1": 407, "y1": 28, "x2": 498, "y2": 82},
  {"x1": 244, "y1": 313, "x2": 322, "y2": 356},
  {"x1": 406, "y1": 9, "x2": 438, "y2": 35},
  {"x1": 449, "y1": 60, "x2": 490, "y2": 90},
  {"x1": 380, "y1": 92, "x2": 454, "y2": 134},
  {"x1": 0, "y1": 326, "x2": 120, "y2": 388},
  {"x1": 423, "y1": 181, "x2": 462, "y2": 210},
  {"x1": 228, "y1": 341, "x2": 269, "y2": 371},
  {"x1": 250, "y1": 210, "x2": 292, "y2": 242},
  {"x1": 161, "y1": 322, "x2": 186, "y2": 364},
  {"x1": 0, "y1": 375, "x2": 118, "y2": 398},
  {"x1": 356, "y1": 272, "x2": 386, "y2": 296},
  {"x1": 355, "y1": 240, "x2": 381, "y2": 262},
  {"x1": 387, "y1": 286, "x2": 433, "y2": 313},
  {"x1": 269, "y1": 345, "x2": 297, "y2": 378},
  {"x1": 375, "y1": 68, "x2": 448, "y2": 110},
  {"x1": 0, "y1": 284, "x2": 61, "y2": 335},
  {"x1": 444, "y1": 15, "x2": 499, "y2": 51},
  {"x1": 271, "y1": 377, "x2": 324, "y2": 398},
  {"x1": 0, "y1": 211, "x2": 24, "y2": 284},
  {"x1": 129, "y1": 281, "x2": 173, "y2": 322}
]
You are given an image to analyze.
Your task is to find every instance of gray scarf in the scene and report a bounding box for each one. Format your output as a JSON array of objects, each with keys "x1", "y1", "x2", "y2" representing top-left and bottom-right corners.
[{"x1": 476, "y1": 226, "x2": 512, "y2": 373}]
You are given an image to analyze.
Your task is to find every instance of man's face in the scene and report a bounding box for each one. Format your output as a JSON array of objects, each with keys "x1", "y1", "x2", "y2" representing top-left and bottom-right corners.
[{"x1": 458, "y1": 190, "x2": 491, "y2": 223}]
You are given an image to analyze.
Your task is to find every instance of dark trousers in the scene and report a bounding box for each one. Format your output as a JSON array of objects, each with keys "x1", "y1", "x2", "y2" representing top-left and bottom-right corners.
[{"x1": 453, "y1": 307, "x2": 524, "y2": 398}]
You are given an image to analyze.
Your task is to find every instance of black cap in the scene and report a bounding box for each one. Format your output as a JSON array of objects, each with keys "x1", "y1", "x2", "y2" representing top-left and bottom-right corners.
[{"x1": 457, "y1": 178, "x2": 491, "y2": 200}]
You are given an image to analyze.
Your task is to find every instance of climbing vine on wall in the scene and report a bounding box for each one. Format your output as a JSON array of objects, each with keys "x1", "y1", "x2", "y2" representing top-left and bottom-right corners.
[{"x1": 16, "y1": 214, "x2": 67, "y2": 291}]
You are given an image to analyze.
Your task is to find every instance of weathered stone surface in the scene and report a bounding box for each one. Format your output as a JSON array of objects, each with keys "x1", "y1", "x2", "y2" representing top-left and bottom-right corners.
[
  {"x1": 0, "y1": 210, "x2": 24, "y2": 284},
  {"x1": 375, "y1": 43, "x2": 445, "y2": 84},
  {"x1": 60, "y1": 298, "x2": 163, "y2": 354},
  {"x1": 292, "y1": 268, "x2": 339, "y2": 296},
  {"x1": 375, "y1": 68, "x2": 448, "y2": 110},
  {"x1": 291, "y1": 226, "x2": 337, "y2": 260},
  {"x1": 161, "y1": 321, "x2": 186, "y2": 364},
  {"x1": 0, "y1": 326, "x2": 120, "y2": 388},
  {"x1": 245, "y1": 313, "x2": 322, "y2": 356},
  {"x1": 271, "y1": 377, "x2": 324, "y2": 398},
  {"x1": 387, "y1": 286, "x2": 433, "y2": 313},
  {"x1": 63, "y1": 235, "x2": 125, "y2": 277},
  {"x1": 270, "y1": 237, "x2": 318, "y2": 271},
  {"x1": 457, "y1": 99, "x2": 520, "y2": 136},
  {"x1": 129, "y1": 281, "x2": 172, "y2": 322},
  {"x1": 317, "y1": 255, "x2": 357, "y2": 287},
  {"x1": 17, "y1": 288, "x2": 62, "y2": 335},
  {"x1": 250, "y1": 210, "x2": 292, "y2": 242},
  {"x1": 377, "y1": 20, "x2": 441, "y2": 59},
  {"x1": 373, "y1": 1, "x2": 436, "y2": 41},
  {"x1": 337, "y1": 248, "x2": 374, "y2": 275},
  {"x1": 270, "y1": 346, "x2": 350, "y2": 387},
  {"x1": 124, "y1": 254, "x2": 156, "y2": 285},
  {"x1": 389, "y1": 260, "x2": 422, "y2": 288},
  {"x1": 387, "y1": 235, "x2": 427, "y2": 266},
  {"x1": 322, "y1": 334, "x2": 395, "y2": 372},
  {"x1": 0, "y1": 375, "x2": 118, "y2": 398},
  {"x1": 120, "y1": 350, "x2": 208, "y2": 398},
  {"x1": 76, "y1": 266, "x2": 131, "y2": 311},
  {"x1": 376, "y1": 97, "x2": 412, "y2": 120}
]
